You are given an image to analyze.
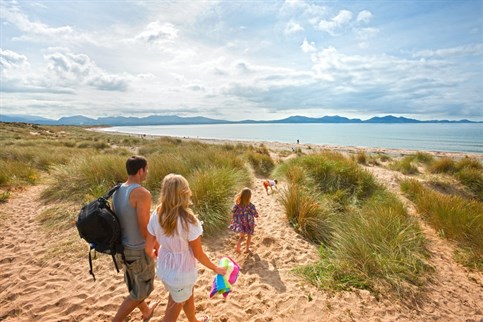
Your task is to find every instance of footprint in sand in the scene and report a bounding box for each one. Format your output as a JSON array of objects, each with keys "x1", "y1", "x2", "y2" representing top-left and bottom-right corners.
[{"x1": 261, "y1": 237, "x2": 275, "y2": 246}]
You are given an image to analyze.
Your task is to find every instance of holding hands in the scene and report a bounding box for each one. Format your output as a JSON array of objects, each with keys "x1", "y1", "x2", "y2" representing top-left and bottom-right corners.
[{"x1": 215, "y1": 266, "x2": 227, "y2": 276}]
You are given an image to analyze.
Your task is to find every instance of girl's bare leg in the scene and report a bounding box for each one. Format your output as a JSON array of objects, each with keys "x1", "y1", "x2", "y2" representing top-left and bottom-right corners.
[
  {"x1": 245, "y1": 234, "x2": 252, "y2": 253},
  {"x1": 235, "y1": 233, "x2": 245, "y2": 253}
]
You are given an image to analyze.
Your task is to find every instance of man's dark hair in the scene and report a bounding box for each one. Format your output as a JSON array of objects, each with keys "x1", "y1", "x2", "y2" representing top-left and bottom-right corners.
[{"x1": 126, "y1": 156, "x2": 147, "y2": 175}]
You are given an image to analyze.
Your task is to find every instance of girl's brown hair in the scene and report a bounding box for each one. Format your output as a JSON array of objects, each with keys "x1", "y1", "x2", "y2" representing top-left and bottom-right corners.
[
  {"x1": 156, "y1": 173, "x2": 197, "y2": 236},
  {"x1": 235, "y1": 187, "x2": 252, "y2": 207}
]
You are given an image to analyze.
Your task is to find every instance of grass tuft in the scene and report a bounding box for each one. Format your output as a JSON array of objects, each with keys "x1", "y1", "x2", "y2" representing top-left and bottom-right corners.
[{"x1": 401, "y1": 179, "x2": 483, "y2": 270}]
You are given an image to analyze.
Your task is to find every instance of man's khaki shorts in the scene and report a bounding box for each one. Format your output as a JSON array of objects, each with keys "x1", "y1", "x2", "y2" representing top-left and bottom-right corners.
[{"x1": 122, "y1": 248, "x2": 155, "y2": 301}]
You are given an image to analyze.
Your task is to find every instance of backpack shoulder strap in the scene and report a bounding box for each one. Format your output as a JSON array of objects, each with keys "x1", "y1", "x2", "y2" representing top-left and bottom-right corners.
[{"x1": 102, "y1": 183, "x2": 121, "y2": 200}]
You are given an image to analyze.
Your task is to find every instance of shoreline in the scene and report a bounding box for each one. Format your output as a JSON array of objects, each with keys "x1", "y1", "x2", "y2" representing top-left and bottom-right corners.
[{"x1": 92, "y1": 127, "x2": 483, "y2": 161}]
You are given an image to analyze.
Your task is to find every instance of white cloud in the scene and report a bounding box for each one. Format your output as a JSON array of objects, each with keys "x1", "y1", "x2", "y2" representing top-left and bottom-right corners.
[
  {"x1": 135, "y1": 21, "x2": 179, "y2": 45},
  {"x1": 284, "y1": 20, "x2": 303, "y2": 34},
  {"x1": 333, "y1": 10, "x2": 353, "y2": 25},
  {"x1": 0, "y1": 1, "x2": 90, "y2": 43},
  {"x1": 412, "y1": 44, "x2": 483, "y2": 58},
  {"x1": 44, "y1": 49, "x2": 130, "y2": 91},
  {"x1": 215, "y1": 44, "x2": 481, "y2": 119},
  {"x1": 300, "y1": 39, "x2": 316, "y2": 53},
  {"x1": 0, "y1": 48, "x2": 30, "y2": 69},
  {"x1": 357, "y1": 10, "x2": 373, "y2": 23},
  {"x1": 316, "y1": 9, "x2": 353, "y2": 35}
]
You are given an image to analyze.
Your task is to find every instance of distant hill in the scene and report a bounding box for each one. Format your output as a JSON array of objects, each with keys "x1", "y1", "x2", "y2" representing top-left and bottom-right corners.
[
  {"x1": 0, "y1": 114, "x2": 54, "y2": 123},
  {"x1": 269, "y1": 115, "x2": 363, "y2": 123},
  {"x1": 0, "y1": 114, "x2": 479, "y2": 126}
]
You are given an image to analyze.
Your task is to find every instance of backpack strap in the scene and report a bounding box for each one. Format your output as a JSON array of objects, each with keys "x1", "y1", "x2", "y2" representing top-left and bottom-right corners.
[
  {"x1": 102, "y1": 183, "x2": 121, "y2": 200},
  {"x1": 88, "y1": 245, "x2": 96, "y2": 281},
  {"x1": 112, "y1": 254, "x2": 120, "y2": 272}
]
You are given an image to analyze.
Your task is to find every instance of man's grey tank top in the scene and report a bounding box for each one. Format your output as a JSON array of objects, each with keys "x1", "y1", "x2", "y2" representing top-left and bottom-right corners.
[{"x1": 112, "y1": 183, "x2": 145, "y2": 250}]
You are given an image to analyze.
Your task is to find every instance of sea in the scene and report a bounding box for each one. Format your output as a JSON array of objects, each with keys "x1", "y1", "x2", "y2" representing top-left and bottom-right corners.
[{"x1": 100, "y1": 123, "x2": 483, "y2": 155}]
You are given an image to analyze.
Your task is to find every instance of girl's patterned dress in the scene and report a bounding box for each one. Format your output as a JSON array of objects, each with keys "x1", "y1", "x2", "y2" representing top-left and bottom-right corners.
[{"x1": 229, "y1": 203, "x2": 258, "y2": 234}]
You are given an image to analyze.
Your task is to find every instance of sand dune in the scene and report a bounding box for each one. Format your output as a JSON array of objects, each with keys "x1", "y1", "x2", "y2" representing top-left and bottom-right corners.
[{"x1": 0, "y1": 142, "x2": 482, "y2": 321}]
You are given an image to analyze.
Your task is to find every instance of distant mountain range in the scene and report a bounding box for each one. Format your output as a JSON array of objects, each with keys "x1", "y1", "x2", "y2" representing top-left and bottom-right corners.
[{"x1": 0, "y1": 114, "x2": 479, "y2": 126}]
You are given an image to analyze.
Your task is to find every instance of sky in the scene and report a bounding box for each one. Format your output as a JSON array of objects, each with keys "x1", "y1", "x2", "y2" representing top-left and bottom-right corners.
[{"x1": 1, "y1": 0, "x2": 482, "y2": 121}]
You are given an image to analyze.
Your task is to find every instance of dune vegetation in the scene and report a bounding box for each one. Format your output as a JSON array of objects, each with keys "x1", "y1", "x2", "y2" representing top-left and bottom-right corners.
[
  {"x1": 275, "y1": 152, "x2": 431, "y2": 300},
  {"x1": 0, "y1": 123, "x2": 256, "y2": 240},
  {"x1": 401, "y1": 179, "x2": 483, "y2": 270}
]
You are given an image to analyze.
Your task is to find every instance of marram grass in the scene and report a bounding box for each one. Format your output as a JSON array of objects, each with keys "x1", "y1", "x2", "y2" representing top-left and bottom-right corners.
[
  {"x1": 401, "y1": 179, "x2": 483, "y2": 270},
  {"x1": 295, "y1": 191, "x2": 430, "y2": 300},
  {"x1": 277, "y1": 152, "x2": 430, "y2": 298}
]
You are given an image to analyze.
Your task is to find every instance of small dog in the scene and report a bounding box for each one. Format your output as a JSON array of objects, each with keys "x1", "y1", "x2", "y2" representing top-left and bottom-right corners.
[{"x1": 263, "y1": 179, "x2": 278, "y2": 194}]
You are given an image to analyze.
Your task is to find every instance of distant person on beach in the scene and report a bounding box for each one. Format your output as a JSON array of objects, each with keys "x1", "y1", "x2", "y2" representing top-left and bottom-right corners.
[
  {"x1": 145, "y1": 174, "x2": 226, "y2": 322},
  {"x1": 112, "y1": 156, "x2": 158, "y2": 322},
  {"x1": 229, "y1": 188, "x2": 259, "y2": 253},
  {"x1": 262, "y1": 179, "x2": 278, "y2": 195}
]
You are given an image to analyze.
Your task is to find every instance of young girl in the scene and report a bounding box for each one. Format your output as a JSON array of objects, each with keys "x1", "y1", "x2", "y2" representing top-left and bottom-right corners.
[
  {"x1": 229, "y1": 188, "x2": 259, "y2": 253},
  {"x1": 145, "y1": 174, "x2": 226, "y2": 322}
]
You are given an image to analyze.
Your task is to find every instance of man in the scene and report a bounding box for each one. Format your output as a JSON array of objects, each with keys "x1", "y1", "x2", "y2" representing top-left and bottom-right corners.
[
  {"x1": 112, "y1": 156, "x2": 158, "y2": 322},
  {"x1": 262, "y1": 179, "x2": 278, "y2": 195}
]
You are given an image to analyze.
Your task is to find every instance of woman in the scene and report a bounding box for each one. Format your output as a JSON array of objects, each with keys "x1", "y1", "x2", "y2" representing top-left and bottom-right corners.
[{"x1": 145, "y1": 174, "x2": 226, "y2": 322}]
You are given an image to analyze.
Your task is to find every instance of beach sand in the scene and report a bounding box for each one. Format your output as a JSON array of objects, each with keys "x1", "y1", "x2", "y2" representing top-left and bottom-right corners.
[{"x1": 0, "y1": 137, "x2": 482, "y2": 321}]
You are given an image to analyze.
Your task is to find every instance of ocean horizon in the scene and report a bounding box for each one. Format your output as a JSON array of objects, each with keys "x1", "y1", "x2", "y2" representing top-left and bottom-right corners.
[{"x1": 101, "y1": 123, "x2": 483, "y2": 155}]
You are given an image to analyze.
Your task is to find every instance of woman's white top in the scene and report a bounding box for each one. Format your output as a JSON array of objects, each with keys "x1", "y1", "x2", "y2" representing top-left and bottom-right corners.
[{"x1": 147, "y1": 210, "x2": 203, "y2": 287}]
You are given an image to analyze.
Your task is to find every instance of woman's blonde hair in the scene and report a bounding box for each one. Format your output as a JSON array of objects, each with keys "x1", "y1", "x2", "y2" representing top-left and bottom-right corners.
[
  {"x1": 235, "y1": 187, "x2": 252, "y2": 207},
  {"x1": 156, "y1": 173, "x2": 197, "y2": 236}
]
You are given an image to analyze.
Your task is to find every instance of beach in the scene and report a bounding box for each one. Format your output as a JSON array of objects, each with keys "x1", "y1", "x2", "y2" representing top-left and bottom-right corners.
[{"x1": 1, "y1": 135, "x2": 482, "y2": 322}]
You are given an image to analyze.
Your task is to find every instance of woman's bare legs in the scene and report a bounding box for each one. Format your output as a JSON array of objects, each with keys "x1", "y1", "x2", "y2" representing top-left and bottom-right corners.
[{"x1": 162, "y1": 295, "x2": 183, "y2": 322}]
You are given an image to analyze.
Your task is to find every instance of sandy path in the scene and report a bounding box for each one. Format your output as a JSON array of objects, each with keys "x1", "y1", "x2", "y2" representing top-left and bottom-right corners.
[{"x1": 0, "y1": 173, "x2": 482, "y2": 321}]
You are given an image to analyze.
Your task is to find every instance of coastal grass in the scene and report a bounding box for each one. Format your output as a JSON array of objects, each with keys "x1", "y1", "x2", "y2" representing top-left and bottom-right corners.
[
  {"x1": 41, "y1": 154, "x2": 127, "y2": 204},
  {"x1": 39, "y1": 134, "x2": 251, "y2": 236},
  {"x1": 1, "y1": 123, "x2": 255, "y2": 236},
  {"x1": 245, "y1": 145, "x2": 275, "y2": 177},
  {"x1": 277, "y1": 152, "x2": 430, "y2": 298},
  {"x1": 279, "y1": 182, "x2": 334, "y2": 244},
  {"x1": 428, "y1": 156, "x2": 482, "y2": 201},
  {"x1": 0, "y1": 123, "x2": 132, "y2": 192},
  {"x1": 388, "y1": 152, "x2": 435, "y2": 175},
  {"x1": 401, "y1": 179, "x2": 483, "y2": 270},
  {"x1": 190, "y1": 167, "x2": 249, "y2": 236},
  {"x1": 389, "y1": 155, "x2": 419, "y2": 175}
]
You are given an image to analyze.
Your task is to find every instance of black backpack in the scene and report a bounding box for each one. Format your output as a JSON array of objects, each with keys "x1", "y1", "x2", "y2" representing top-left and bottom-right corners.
[{"x1": 76, "y1": 183, "x2": 125, "y2": 281}]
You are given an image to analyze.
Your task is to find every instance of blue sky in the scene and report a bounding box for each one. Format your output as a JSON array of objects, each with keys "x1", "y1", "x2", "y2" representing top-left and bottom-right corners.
[{"x1": 1, "y1": 0, "x2": 482, "y2": 121}]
